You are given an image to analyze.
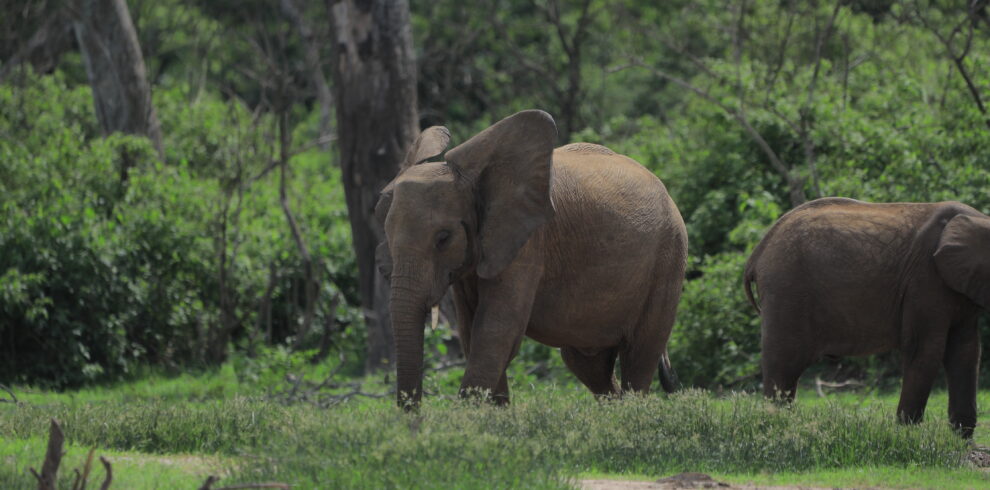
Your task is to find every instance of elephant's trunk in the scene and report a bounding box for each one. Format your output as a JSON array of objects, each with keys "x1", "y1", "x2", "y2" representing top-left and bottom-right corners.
[{"x1": 390, "y1": 275, "x2": 429, "y2": 409}]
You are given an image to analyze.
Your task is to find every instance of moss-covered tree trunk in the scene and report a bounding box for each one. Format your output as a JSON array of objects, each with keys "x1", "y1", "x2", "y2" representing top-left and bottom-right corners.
[{"x1": 328, "y1": 0, "x2": 419, "y2": 373}]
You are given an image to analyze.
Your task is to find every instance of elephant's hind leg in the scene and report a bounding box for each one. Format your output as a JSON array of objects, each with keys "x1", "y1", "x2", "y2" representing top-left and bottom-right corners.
[
  {"x1": 943, "y1": 317, "x2": 980, "y2": 438},
  {"x1": 619, "y1": 341, "x2": 665, "y2": 393},
  {"x1": 761, "y1": 350, "x2": 810, "y2": 402},
  {"x1": 620, "y1": 279, "x2": 682, "y2": 393},
  {"x1": 561, "y1": 346, "x2": 619, "y2": 397},
  {"x1": 760, "y1": 322, "x2": 813, "y2": 401}
]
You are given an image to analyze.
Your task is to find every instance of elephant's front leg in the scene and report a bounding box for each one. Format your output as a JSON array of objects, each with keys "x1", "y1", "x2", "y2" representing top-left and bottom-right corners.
[
  {"x1": 459, "y1": 259, "x2": 542, "y2": 403},
  {"x1": 943, "y1": 316, "x2": 980, "y2": 438},
  {"x1": 896, "y1": 308, "x2": 950, "y2": 425}
]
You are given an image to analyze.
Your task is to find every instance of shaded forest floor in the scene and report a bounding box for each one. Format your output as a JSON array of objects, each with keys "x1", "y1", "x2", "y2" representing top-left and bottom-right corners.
[{"x1": 3, "y1": 366, "x2": 990, "y2": 489}]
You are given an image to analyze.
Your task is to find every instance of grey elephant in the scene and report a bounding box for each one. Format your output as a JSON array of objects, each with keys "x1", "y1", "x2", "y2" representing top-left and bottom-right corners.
[
  {"x1": 376, "y1": 110, "x2": 687, "y2": 406},
  {"x1": 745, "y1": 197, "x2": 990, "y2": 437}
]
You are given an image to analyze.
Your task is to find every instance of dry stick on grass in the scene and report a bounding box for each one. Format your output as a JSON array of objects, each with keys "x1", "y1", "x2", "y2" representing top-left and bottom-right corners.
[
  {"x1": 30, "y1": 418, "x2": 64, "y2": 490},
  {"x1": 0, "y1": 382, "x2": 17, "y2": 403},
  {"x1": 29, "y1": 418, "x2": 113, "y2": 490},
  {"x1": 814, "y1": 376, "x2": 864, "y2": 398},
  {"x1": 70, "y1": 448, "x2": 96, "y2": 490},
  {"x1": 98, "y1": 456, "x2": 112, "y2": 490}
]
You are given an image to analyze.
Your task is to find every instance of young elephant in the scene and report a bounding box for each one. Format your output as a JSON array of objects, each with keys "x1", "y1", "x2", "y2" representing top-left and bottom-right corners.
[
  {"x1": 745, "y1": 197, "x2": 990, "y2": 437},
  {"x1": 377, "y1": 110, "x2": 687, "y2": 406}
]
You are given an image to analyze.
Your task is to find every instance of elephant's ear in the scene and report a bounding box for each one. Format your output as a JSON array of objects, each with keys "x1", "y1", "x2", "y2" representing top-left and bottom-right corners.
[
  {"x1": 375, "y1": 181, "x2": 395, "y2": 227},
  {"x1": 402, "y1": 126, "x2": 451, "y2": 171},
  {"x1": 374, "y1": 183, "x2": 395, "y2": 280},
  {"x1": 934, "y1": 214, "x2": 990, "y2": 310},
  {"x1": 444, "y1": 110, "x2": 556, "y2": 279}
]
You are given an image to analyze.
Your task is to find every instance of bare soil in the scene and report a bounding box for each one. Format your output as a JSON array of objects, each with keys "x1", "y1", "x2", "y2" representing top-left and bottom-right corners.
[{"x1": 579, "y1": 472, "x2": 840, "y2": 490}]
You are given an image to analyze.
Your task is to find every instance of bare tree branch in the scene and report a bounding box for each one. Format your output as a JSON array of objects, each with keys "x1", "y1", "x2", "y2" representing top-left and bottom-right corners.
[
  {"x1": 0, "y1": 383, "x2": 17, "y2": 403},
  {"x1": 276, "y1": 112, "x2": 320, "y2": 351},
  {"x1": 98, "y1": 457, "x2": 112, "y2": 490},
  {"x1": 30, "y1": 419, "x2": 64, "y2": 490},
  {"x1": 763, "y1": 1, "x2": 797, "y2": 103},
  {"x1": 913, "y1": 0, "x2": 990, "y2": 128},
  {"x1": 800, "y1": 0, "x2": 842, "y2": 199}
]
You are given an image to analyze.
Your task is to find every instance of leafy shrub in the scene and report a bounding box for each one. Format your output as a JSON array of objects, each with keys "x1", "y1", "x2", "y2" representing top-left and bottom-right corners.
[{"x1": 0, "y1": 72, "x2": 363, "y2": 388}]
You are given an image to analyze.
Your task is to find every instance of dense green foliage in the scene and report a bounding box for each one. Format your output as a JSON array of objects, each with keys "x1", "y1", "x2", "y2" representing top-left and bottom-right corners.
[
  {"x1": 0, "y1": 73, "x2": 361, "y2": 387},
  {"x1": 2, "y1": 0, "x2": 990, "y2": 390}
]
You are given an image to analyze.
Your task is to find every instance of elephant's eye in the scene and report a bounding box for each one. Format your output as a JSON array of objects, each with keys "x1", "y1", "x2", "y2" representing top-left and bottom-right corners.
[{"x1": 435, "y1": 230, "x2": 451, "y2": 250}]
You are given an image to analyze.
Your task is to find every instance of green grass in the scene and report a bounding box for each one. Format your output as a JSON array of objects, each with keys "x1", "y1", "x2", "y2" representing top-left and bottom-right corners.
[
  {"x1": 797, "y1": 387, "x2": 990, "y2": 447},
  {"x1": 0, "y1": 436, "x2": 228, "y2": 489},
  {"x1": 724, "y1": 466, "x2": 990, "y2": 489},
  {"x1": 0, "y1": 371, "x2": 988, "y2": 488},
  {"x1": 2, "y1": 368, "x2": 987, "y2": 489}
]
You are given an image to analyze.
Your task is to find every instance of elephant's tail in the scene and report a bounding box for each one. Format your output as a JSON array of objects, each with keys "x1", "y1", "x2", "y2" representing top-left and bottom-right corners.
[
  {"x1": 658, "y1": 351, "x2": 678, "y2": 394},
  {"x1": 743, "y1": 265, "x2": 760, "y2": 314},
  {"x1": 743, "y1": 248, "x2": 762, "y2": 314}
]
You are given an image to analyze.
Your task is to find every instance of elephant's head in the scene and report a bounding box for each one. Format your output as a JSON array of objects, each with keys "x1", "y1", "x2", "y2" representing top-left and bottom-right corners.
[
  {"x1": 934, "y1": 213, "x2": 990, "y2": 310},
  {"x1": 375, "y1": 110, "x2": 557, "y2": 406}
]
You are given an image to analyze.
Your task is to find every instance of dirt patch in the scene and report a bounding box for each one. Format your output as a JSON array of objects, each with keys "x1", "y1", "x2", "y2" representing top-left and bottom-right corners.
[
  {"x1": 580, "y1": 472, "x2": 835, "y2": 490},
  {"x1": 107, "y1": 453, "x2": 229, "y2": 477},
  {"x1": 969, "y1": 447, "x2": 990, "y2": 468}
]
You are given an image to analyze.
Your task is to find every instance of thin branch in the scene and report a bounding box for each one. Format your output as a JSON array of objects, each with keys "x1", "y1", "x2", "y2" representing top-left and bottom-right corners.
[
  {"x1": 632, "y1": 61, "x2": 789, "y2": 177},
  {"x1": 277, "y1": 112, "x2": 319, "y2": 350},
  {"x1": 800, "y1": 0, "x2": 841, "y2": 199},
  {"x1": 0, "y1": 383, "x2": 17, "y2": 403},
  {"x1": 814, "y1": 376, "x2": 864, "y2": 398},
  {"x1": 488, "y1": 0, "x2": 564, "y2": 99},
  {"x1": 806, "y1": 0, "x2": 842, "y2": 108},
  {"x1": 98, "y1": 457, "x2": 112, "y2": 490},
  {"x1": 913, "y1": 0, "x2": 990, "y2": 128},
  {"x1": 764, "y1": 1, "x2": 797, "y2": 103},
  {"x1": 72, "y1": 448, "x2": 96, "y2": 490},
  {"x1": 633, "y1": 59, "x2": 805, "y2": 205},
  {"x1": 732, "y1": 0, "x2": 749, "y2": 109}
]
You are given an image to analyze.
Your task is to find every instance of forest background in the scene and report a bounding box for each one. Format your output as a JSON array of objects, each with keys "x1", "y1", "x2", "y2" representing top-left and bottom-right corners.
[{"x1": 2, "y1": 0, "x2": 989, "y2": 395}]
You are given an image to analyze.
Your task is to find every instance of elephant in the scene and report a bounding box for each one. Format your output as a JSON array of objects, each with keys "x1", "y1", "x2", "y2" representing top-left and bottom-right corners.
[
  {"x1": 744, "y1": 197, "x2": 990, "y2": 437},
  {"x1": 376, "y1": 110, "x2": 687, "y2": 406}
]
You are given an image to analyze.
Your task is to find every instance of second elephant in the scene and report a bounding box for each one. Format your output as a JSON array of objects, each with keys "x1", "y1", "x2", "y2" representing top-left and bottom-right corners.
[{"x1": 745, "y1": 197, "x2": 990, "y2": 437}]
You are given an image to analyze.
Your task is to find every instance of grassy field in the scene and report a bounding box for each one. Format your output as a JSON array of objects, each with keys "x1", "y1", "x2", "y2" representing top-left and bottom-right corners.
[{"x1": 2, "y1": 366, "x2": 989, "y2": 489}]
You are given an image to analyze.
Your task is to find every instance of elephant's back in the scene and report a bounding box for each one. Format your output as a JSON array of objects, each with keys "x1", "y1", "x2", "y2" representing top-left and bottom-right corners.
[
  {"x1": 539, "y1": 144, "x2": 686, "y2": 278},
  {"x1": 756, "y1": 198, "x2": 938, "y2": 277},
  {"x1": 548, "y1": 144, "x2": 680, "y2": 234},
  {"x1": 767, "y1": 198, "x2": 944, "y2": 248}
]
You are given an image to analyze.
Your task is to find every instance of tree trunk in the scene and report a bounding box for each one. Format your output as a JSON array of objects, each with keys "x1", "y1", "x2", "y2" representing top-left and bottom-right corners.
[
  {"x1": 327, "y1": 0, "x2": 419, "y2": 373},
  {"x1": 73, "y1": 0, "x2": 165, "y2": 161},
  {"x1": 0, "y1": 7, "x2": 75, "y2": 84}
]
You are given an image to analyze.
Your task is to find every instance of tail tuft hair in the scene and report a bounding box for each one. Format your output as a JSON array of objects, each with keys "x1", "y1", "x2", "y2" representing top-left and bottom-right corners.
[{"x1": 658, "y1": 352, "x2": 679, "y2": 394}]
